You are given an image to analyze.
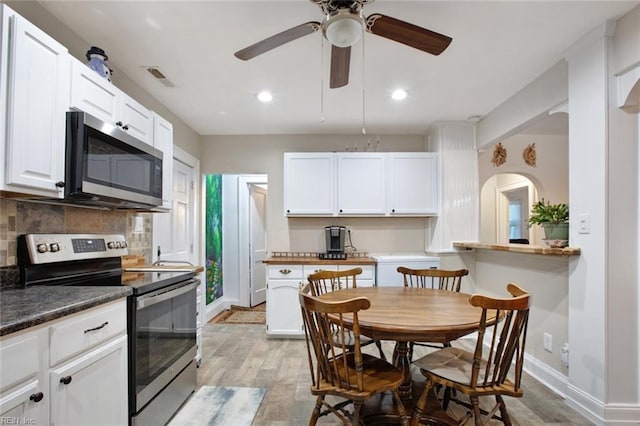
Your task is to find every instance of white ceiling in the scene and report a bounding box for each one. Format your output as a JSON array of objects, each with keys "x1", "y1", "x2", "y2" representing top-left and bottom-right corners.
[{"x1": 38, "y1": 0, "x2": 638, "y2": 136}]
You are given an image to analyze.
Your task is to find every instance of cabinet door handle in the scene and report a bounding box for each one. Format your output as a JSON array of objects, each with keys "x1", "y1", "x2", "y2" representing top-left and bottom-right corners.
[
  {"x1": 122, "y1": 124, "x2": 129, "y2": 131},
  {"x1": 60, "y1": 376, "x2": 72, "y2": 385},
  {"x1": 55, "y1": 181, "x2": 65, "y2": 188},
  {"x1": 279, "y1": 269, "x2": 291, "y2": 275},
  {"x1": 29, "y1": 392, "x2": 44, "y2": 402},
  {"x1": 84, "y1": 321, "x2": 108, "y2": 334},
  {"x1": 115, "y1": 121, "x2": 123, "y2": 127}
]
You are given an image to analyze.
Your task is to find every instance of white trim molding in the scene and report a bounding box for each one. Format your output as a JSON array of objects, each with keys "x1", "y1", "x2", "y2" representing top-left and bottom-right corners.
[{"x1": 617, "y1": 62, "x2": 640, "y2": 113}]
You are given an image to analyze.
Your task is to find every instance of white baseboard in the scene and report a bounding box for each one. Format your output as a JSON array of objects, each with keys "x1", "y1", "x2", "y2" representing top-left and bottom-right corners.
[
  {"x1": 522, "y1": 353, "x2": 568, "y2": 398},
  {"x1": 565, "y1": 384, "x2": 640, "y2": 425},
  {"x1": 204, "y1": 297, "x2": 240, "y2": 323},
  {"x1": 523, "y1": 355, "x2": 640, "y2": 424}
]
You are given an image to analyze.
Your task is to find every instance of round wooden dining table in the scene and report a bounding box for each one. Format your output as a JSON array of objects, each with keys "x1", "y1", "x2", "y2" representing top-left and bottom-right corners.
[{"x1": 317, "y1": 287, "x2": 495, "y2": 404}]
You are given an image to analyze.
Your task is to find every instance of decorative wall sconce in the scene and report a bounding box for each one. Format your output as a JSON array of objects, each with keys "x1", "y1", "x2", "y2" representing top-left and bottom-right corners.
[
  {"x1": 492, "y1": 142, "x2": 507, "y2": 167},
  {"x1": 523, "y1": 143, "x2": 537, "y2": 167}
]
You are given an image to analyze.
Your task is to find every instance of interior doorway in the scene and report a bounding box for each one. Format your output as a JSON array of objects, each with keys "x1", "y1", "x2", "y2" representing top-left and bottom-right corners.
[
  {"x1": 249, "y1": 184, "x2": 267, "y2": 306},
  {"x1": 480, "y1": 173, "x2": 538, "y2": 244},
  {"x1": 237, "y1": 175, "x2": 268, "y2": 307}
]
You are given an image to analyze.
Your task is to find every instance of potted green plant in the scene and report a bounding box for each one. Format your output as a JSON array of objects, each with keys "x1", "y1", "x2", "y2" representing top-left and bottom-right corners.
[{"x1": 527, "y1": 199, "x2": 569, "y2": 247}]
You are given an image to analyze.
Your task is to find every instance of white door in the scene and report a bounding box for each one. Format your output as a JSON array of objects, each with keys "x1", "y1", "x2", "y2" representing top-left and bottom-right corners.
[
  {"x1": 153, "y1": 154, "x2": 197, "y2": 264},
  {"x1": 249, "y1": 184, "x2": 268, "y2": 306}
]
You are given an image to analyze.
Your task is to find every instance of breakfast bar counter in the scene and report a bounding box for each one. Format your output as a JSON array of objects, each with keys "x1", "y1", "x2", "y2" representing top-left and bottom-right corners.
[
  {"x1": 453, "y1": 241, "x2": 581, "y2": 256},
  {"x1": 262, "y1": 255, "x2": 376, "y2": 265}
]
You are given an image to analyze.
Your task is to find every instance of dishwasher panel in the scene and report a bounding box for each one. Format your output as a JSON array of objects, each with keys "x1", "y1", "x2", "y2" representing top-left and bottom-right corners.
[{"x1": 373, "y1": 255, "x2": 440, "y2": 287}]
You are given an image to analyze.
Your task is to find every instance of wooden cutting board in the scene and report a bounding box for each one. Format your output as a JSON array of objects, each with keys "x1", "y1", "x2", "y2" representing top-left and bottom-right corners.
[
  {"x1": 121, "y1": 255, "x2": 146, "y2": 282},
  {"x1": 125, "y1": 265, "x2": 205, "y2": 273}
]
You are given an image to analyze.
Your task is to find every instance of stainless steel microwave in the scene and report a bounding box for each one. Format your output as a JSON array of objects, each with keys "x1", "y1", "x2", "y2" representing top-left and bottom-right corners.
[{"x1": 65, "y1": 111, "x2": 163, "y2": 209}]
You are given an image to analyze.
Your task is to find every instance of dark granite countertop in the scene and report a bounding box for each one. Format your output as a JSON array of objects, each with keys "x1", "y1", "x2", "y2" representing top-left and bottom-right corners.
[{"x1": 0, "y1": 286, "x2": 132, "y2": 337}]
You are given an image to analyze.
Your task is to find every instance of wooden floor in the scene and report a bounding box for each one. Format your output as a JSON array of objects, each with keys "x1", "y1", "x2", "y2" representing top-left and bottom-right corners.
[{"x1": 198, "y1": 323, "x2": 592, "y2": 425}]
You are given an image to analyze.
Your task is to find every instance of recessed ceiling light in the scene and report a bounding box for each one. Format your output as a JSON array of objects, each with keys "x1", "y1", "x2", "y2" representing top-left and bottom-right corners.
[
  {"x1": 391, "y1": 89, "x2": 407, "y2": 101},
  {"x1": 257, "y1": 91, "x2": 273, "y2": 103}
]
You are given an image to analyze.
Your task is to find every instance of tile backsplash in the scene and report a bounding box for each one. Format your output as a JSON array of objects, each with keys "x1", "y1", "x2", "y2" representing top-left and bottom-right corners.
[{"x1": 0, "y1": 196, "x2": 153, "y2": 267}]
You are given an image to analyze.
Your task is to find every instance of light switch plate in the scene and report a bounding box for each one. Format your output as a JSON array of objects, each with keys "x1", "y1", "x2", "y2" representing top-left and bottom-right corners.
[{"x1": 579, "y1": 213, "x2": 590, "y2": 234}]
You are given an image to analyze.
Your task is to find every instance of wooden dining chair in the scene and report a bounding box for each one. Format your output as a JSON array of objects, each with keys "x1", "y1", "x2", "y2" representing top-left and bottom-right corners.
[
  {"x1": 299, "y1": 284, "x2": 408, "y2": 426},
  {"x1": 410, "y1": 283, "x2": 531, "y2": 426},
  {"x1": 307, "y1": 267, "x2": 387, "y2": 361},
  {"x1": 397, "y1": 266, "x2": 469, "y2": 292},
  {"x1": 396, "y1": 267, "x2": 469, "y2": 361}
]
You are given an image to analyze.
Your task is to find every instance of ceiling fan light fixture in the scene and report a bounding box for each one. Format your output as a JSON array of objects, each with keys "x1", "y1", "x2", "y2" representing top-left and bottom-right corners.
[{"x1": 323, "y1": 11, "x2": 364, "y2": 48}]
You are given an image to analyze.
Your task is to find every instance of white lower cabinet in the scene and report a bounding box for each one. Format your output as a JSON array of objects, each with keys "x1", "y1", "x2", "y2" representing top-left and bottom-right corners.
[
  {"x1": 50, "y1": 335, "x2": 127, "y2": 426},
  {"x1": 266, "y1": 265, "x2": 304, "y2": 338},
  {"x1": 266, "y1": 263, "x2": 375, "y2": 338},
  {"x1": 0, "y1": 328, "x2": 48, "y2": 424},
  {"x1": 0, "y1": 299, "x2": 128, "y2": 426}
]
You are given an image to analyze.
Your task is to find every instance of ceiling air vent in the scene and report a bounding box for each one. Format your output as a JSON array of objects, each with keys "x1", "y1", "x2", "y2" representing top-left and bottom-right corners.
[{"x1": 144, "y1": 66, "x2": 174, "y2": 87}]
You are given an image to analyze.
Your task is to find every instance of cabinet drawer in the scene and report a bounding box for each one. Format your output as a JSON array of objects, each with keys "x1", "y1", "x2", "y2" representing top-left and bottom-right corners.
[
  {"x1": 0, "y1": 331, "x2": 40, "y2": 390},
  {"x1": 267, "y1": 265, "x2": 303, "y2": 280},
  {"x1": 49, "y1": 300, "x2": 126, "y2": 366},
  {"x1": 304, "y1": 264, "x2": 340, "y2": 276}
]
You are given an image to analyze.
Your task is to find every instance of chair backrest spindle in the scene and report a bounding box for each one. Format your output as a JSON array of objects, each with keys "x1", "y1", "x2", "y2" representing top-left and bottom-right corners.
[
  {"x1": 308, "y1": 267, "x2": 362, "y2": 296},
  {"x1": 468, "y1": 283, "x2": 530, "y2": 392},
  {"x1": 396, "y1": 267, "x2": 469, "y2": 291}
]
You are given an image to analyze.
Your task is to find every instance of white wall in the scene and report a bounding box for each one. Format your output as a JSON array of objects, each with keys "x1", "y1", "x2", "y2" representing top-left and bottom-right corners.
[
  {"x1": 466, "y1": 7, "x2": 640, "y2": 423},
  {"x1": 473, "y1": 250, "x2": 570, "y2": 376},
  {"x1": 475, "y1": 60, "x2": 568, "y2": 149},
  {"x1": 479, "y1": 133, "x2": 569, "y2": 245},
  {"x1": 200, "y1": 134, "x2": 430, "y2": 254}
]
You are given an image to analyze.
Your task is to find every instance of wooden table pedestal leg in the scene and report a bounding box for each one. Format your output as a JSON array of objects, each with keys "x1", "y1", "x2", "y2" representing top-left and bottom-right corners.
[{"x1": 392, "y1": 341, "x2": 413, "y2": 402}]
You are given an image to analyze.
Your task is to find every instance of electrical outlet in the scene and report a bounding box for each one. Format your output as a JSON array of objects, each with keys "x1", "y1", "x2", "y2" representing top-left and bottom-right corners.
[
  {"x1": 561, "y1": 343, "x2": 569, "y2": 367},
  {"x1": 134, "y1": 216, "x2": 144, "y2": 233},
  {"x1": 543, "y1": 332, "x2": 553, "y2": 352}
]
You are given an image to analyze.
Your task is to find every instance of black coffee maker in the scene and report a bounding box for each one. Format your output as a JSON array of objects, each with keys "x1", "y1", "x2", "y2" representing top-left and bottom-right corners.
[{"x1": 322, "y1": 225, "x2": 347, "y2": 259}]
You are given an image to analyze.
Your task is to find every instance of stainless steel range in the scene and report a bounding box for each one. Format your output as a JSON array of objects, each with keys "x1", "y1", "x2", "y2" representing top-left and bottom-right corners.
[{"x1": 18, "y1": 233, "x2": 199, "y2": 426}]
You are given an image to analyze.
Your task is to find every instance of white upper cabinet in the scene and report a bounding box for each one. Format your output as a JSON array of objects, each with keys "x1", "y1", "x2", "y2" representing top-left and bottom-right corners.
[
  {"x1": 283, "y1": 153, "x2": 335, "y2": 216},
  {"x1": 387, "y1": 153, "x2": 439, "y2": 215},
  {"x1": 69, "y1": 57, "x2": 118, "y2": 123},
  {"x1": 70, "y1": 56, "x2": 153, "y2": 145},
  {"x1": 0, "y1": 4, "x2": 69, "y2": 197},
  {"x1": 337, "y1": 153, "x2": 386, "y2": 215},
  {"x1": 284, "y1": 152, "x2": 439, "y2": 217},
  {"x1": 118, "y1": 93, "x2": 153, "y2": 144},
  {"x1": 152, "y1": 112, "x2": 173, "y2": 210}
]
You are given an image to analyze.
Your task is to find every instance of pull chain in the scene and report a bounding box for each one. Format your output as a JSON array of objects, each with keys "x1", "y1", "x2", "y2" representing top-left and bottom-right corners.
[
  {"x1": 320, "y1": 36, "x2": 325, "y2": 124},
  {"x1": 361, "y1": 32, "x2": 366, "y2": 135}
]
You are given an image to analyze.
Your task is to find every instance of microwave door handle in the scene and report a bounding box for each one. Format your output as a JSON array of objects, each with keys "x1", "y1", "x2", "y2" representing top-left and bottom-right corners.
[{"x1": 136, "y1": 280, "x2": 199, "y2": 310}]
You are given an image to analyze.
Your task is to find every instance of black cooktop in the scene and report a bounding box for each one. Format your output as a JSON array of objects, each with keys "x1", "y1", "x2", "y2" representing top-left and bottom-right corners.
[{"x1": 122, "y1": 270, "x2": 197, "y2": 295}]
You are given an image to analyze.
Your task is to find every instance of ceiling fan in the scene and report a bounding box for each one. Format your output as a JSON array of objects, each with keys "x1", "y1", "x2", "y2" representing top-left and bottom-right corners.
[{"x1": 234, "y1": 0, "x2": 452, "y2": 89}]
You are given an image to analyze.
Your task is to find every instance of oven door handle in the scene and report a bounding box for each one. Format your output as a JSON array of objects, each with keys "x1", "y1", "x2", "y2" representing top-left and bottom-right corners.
[{"x1": 136, "y1": 279, "x2": 199, "y2": 310}]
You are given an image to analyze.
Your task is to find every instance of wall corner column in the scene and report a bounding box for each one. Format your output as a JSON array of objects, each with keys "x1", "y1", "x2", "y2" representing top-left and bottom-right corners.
[{"x1": 425, "y1": 122, "x2": 479, "y2": 252}]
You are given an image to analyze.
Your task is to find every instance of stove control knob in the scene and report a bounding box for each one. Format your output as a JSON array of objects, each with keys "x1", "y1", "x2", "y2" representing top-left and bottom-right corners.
[
  {"x1": 120, "y1": 241, "x2": 128, "y2": 248},
  {"x1": 107, "y1": 241, "x2": 115, "y2": 249},
  {"x1": 49, "y1": 243, "x2": 60, "y2": 252},
  {"x1": 37, "y1": 243, "x2": 49, "y2": 253},
  {"x1": 114, "y1": 241, "x2": 121, "y2": 248}
]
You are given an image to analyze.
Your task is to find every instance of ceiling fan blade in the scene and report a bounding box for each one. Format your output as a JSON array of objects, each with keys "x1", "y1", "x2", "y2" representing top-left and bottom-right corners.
[
  {"x1": 329, "y1": 45, "x2": 351, "y2": 89},
  {"x1": 234, "y1": 21, "x2": 321, "y2": 60},
  {"x1": 365, "y1": 14, "x2": 452, "y2": 56}
]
